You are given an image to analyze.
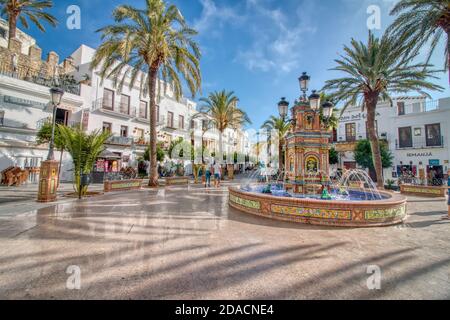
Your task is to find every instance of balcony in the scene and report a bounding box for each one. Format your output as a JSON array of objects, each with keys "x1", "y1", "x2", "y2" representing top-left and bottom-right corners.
[
  {"x1": 92, "y1": 98, "x2": 136, "y2": 118},
  {"x1": 0, "y1": 62, "x2": 80, "y2": 95},
  {"x1": 106, "y1": 135, "x2": 134, "y2": 146},
  {"x1": 36, "y1": 118, "x2": 80, "y2": 130},
  {"x1": 133, "y1": 138, "x2": 150, "y2": 148},
  {"x1": 396, "y1": 136, "x2": 444, "y2": 150}
]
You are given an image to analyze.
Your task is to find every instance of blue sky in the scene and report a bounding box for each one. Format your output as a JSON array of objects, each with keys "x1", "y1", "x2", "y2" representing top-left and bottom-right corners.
[{"x1": 15, "y1": 0, "x2": 450, "y2": 129}]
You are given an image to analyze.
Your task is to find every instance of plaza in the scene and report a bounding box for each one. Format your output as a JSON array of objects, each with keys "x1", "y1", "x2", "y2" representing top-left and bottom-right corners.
[{"x1": 0, "y1": 180, "x2": 449, "y2": 299}]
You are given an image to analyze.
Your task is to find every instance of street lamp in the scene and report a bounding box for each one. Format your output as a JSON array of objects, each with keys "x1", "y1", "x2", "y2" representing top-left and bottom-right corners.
[
  {"x1": 278, "y1": 97, "x2": 289, "y2": 120},
  {"x1": 47, "y1": 87, "x2": 64, "y2": 161},
  {"x1": 322, "y1": 100, "x2": 334, "y2": 119},
  {"x1": 308, "y1": 90, "x2": 321, "y2": 112},
  {"x1": 298, "y1": 72, "x2": 310, "y2": 100}
]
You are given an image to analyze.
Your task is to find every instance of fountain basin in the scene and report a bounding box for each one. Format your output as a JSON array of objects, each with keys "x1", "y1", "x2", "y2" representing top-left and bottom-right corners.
[{"x1": 229, "y1": 187, "x2": 407, "y2": 227}]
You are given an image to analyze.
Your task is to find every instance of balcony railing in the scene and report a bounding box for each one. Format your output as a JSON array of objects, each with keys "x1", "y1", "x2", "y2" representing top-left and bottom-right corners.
[
  {"x1": 92, "y1": 98, "x2": 136, "y2": 118},
  {"x1": 36, "y1": 118, "x2": 80, "y2": 130},
  {"x1": 106, "y1": 135, "x2": 134, "y2": 146},
  {"x1": 396, "y1": 136, "x2": 444, "y2": 150},
  {"x1": 0, "y1": 62, "x2": 80, "y2": 95}
]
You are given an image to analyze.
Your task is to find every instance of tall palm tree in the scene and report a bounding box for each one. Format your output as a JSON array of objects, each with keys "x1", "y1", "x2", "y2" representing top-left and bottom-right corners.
[
  {"x1": 198, "y1": 90, "x2": 251, "y2": 162},
  {"x1": 387, "y1": 0, "x2": 450, "y2": 80},
  {"x1": 323, "y1": 32, "x2": 442, "y2": 188},
  {"x1": 92, "y1": 0, "x2": 201, "y2": 187},
  {"x1": 261, "y1": 116, "x2": 291, "y2": 171},
  {"x1": 0, "y1": 0, "x2": 57, "y2": 41}
]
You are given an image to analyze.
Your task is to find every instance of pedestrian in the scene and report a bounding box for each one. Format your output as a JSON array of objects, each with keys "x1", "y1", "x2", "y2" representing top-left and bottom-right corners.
[
  {"x1": 213, "y1": 161, "x2": 222, "y2": 188},
  {"x1": 447, "y1": 169, "x2": 450, "y2": 218},
  {"x1": 205, "y1": 162, "x2": 212, "y2": 188}
]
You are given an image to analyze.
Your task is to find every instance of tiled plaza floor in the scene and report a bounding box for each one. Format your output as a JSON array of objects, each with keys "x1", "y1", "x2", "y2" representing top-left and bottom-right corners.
[{"x1": 0, "y1": 182, "x2": 449, "y2": 299}]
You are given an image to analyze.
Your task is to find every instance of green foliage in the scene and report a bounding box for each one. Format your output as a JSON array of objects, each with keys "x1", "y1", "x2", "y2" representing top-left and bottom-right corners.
[
  {"x1": 144, "y1": 142, "x2": 165, "y2": 162},
  {"x1": 0, "y1": 0, "x2": 58, "y2": 37},
  {"x1": 261, "y1": 116, "x2": 291, "y2": 142},
  {"x1": 91, "y1": 0, "x2": 201, "y2": 101},
  {"x1": 354, "y1": 140, "x2": 393, "y2": 170},
  {"x1": 36, "y1": 121, "x2": 65, "y2": 150},
  {"x1": 387, "y1": 0, "x2": 449, "y2": 71},
  {"x1": 58, "y1": 125, "x2": 111, "y2": 193},
  {"x1": 329, "y1": 147, "x2": 339, "y2": 165},
  {"x1": 323, "y1": 32, "x2": 443, "y2": 113}
]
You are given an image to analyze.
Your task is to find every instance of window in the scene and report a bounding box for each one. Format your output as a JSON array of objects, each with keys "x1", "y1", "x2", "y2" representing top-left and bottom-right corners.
[
  {"x1": 345, "y1": 123, "x2": 356, "y2": 142},
  {"x1": 103, "y1": 89, "x2": 114, "y2": 110},
  {"x1": 179, "y1": 115, "x2": 184, "y2": 130},
  {"x1": 139, "y1": 101, "x2": 148, "y2": 119},
  {"x1": 190, "y1": 120, "x2": 196, "y2": 129},
  {"x1": 167, "y1": 111, "x2": 174, "y2": 128},
  {"x1": 120, "y1": 94, "x2": 130, "y2": 115},
  {"x1": 425, "y1": 123, "x2": 441, "y2": 147},
  {"x1": 135, "y1": 128, "x2": 144, "y2": 139},
  {"x1": 156, "y1": 105, "x2": 160, "y2": 121},
  {"x1": 398, "y1": 127, "x2": 412, "y2": 148},
  {"x1": 0, "y1": 27, "x2": 6, "y2": 39},
  {"x1": 120, "y1": 125, "x2": 128, "y2": 138},
  {"x1": 102, "y1": 122, "x2": 112, "y2": 133},
  {"x1": 397, "y1": 102, "x2": 405, "y2": 116}
]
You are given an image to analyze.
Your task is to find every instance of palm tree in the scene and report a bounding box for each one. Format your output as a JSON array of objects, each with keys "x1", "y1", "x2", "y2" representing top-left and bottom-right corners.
[
  {"x1": 323, "y1": 32, "x2": 442, "y2": 188},
  {"x1": 387, "y1": 0, "x2": 450, "y2": 79},
  {"x1": 58, "y1": 125, "x2": 111, "y2": 198},
  {"x1": 0, "y1": 0, "x2": 57, "y2": 41},
  {"x1": 261, "y1": 116, "x2": 291, "y2": 172},
  {"x1": 197, "y1": 90, "x2": 251, "y2": 162},
  {"x1": 92, "y1": 0, "x2": 201, "y2": 187}
]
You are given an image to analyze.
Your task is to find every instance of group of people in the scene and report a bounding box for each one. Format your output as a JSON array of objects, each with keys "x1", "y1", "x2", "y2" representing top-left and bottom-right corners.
[{"x1": 204, "y1": 162, "x2": 223, "y2": 188}]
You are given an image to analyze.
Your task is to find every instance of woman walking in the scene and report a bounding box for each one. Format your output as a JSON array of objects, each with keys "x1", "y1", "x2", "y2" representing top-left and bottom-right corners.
[
  {"x1": 205, "y1": 163, "x2": 212, "y2": 188},
  {"x1": 213, "y1": 162, "x2": 222, "y2": 188}
]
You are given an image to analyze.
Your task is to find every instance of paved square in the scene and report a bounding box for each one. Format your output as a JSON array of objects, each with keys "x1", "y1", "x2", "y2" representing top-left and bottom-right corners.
[{"x1": 0, "y1": 184, "x2": 449, "y2": 299}]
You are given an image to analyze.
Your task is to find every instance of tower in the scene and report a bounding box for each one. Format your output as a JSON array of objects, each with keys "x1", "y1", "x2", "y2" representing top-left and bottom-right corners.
[{"x1": 285, "y1": 100, "x2": 332, "y2": 194}]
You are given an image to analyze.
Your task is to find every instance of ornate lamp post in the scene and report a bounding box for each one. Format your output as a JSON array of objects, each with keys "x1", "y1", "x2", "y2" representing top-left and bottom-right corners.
[
  {"x1": 47, "y1": 87, "x2": 64, "y2": 160},
  {"x1": 38, "y1": 86, "x2": 64, "y2": 202},
  {"x1": 298, "y1": 72, "x2": 310, "y2": 101}
]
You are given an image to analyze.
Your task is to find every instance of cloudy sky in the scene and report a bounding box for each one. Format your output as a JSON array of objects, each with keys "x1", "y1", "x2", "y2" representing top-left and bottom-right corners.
[{"x1": 16, "y1": 0, "x2": 450, "y2": 129}]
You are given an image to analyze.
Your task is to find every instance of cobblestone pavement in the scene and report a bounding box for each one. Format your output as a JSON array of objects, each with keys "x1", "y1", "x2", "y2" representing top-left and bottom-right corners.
[{"x1": 0, "y1": 182, "x2": 449, "y2": 299}]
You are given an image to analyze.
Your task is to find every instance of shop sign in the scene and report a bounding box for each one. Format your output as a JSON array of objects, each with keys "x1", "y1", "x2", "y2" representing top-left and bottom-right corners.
[
  {"x1": 429, "y1": 159, "x2": 440, "y2": 166},
  {"x1": 407, "y1": 152, "x2": 432, "y2": 157}
]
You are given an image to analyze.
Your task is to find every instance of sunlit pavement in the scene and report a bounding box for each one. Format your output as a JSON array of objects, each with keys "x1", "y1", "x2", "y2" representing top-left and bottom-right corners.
[{"x1": 0, "y1": 181, "x2": 449, "y2": 299}]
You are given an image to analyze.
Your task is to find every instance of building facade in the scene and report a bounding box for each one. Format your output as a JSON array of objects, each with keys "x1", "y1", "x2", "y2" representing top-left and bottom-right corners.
[
  {"x1": 0, "y1": 25, "x2": 251, "y2": 183},
  {"x1": 335, "y1": 96, "x2": 450, "y2": 183}
]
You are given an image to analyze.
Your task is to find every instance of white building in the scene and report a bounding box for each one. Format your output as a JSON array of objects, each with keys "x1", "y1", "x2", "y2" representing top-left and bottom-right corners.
[
  {"x1": 0, "y1": 25, "x2": 251, "y2": 183},
  {"x1": 335, "y1": 96, "x2": 450, "y2": 183}
]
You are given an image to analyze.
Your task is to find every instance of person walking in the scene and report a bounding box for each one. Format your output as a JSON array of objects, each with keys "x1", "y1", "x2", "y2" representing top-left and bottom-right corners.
[
  {"x1": 213, "y1": 162, "x2": 222, "y2": 188},
  {"x1": 205, "y1": 162, "x2": 212, "y2": 188},
  {"x1": 447, "y1": 169, "x2": 450, "y2": 219}
]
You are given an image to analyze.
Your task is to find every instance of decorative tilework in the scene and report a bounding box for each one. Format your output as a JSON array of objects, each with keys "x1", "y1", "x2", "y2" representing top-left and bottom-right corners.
[
  {"x1": 271, "y1": 204, "x2": 352, "y2": 220},
  {"x1": 364, "y1": 206, "x2": 406, "y2": 220},
  {"x1": 230, "y1": 194, "x2": 261, "y2": 210},
  {"x1": 403, "y1": 186, "x2": 443, "y2": 195}
]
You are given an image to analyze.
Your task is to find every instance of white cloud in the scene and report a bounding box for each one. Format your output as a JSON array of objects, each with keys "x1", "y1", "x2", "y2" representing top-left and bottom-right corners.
[
  {"x1": 193, "y1": 0, "x2": 244, "y2": 36},
  {"x1": 236, "y1": 0, "x2": 317, "y2": 74}
]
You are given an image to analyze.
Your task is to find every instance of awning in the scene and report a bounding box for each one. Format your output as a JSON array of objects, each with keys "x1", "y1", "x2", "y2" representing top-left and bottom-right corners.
[{"x1": 98, "y1": 149, "x2": 121, "y2": 160}]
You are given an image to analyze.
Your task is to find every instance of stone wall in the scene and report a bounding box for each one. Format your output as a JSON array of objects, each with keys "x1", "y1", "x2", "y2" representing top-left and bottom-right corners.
[{"x1": 0, "y1": 38, "x2": 76, "y2": 81}]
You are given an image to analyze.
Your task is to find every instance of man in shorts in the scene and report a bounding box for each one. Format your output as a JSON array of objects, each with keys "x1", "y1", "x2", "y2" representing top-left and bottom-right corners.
[{"x1": 213, "y1": 162, "x2": 222, "y2": 188}]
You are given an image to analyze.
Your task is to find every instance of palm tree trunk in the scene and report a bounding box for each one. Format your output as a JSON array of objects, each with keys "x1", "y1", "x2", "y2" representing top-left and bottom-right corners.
[
  {"x1": 366, "y1": 94, "x2": 384, "y2": 189},
  {"x1": 218, "y1": 131, "x2": 223, "y2": 163},
  {"x1": 148, "y1": 67, "x2": 159, "y2": 187},
  {"x1": 8, "y1": 12, "x2": 18, "y2": 41}
]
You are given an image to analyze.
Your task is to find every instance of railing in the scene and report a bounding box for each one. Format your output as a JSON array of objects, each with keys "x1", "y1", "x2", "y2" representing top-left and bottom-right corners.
[
  {"x1": 396, "y1": 136, "x2": 444, "y2": 149},
  {"x1": 106, "y1": 135, "x2": 134, "y2": 146},
  {"x1": 0, "y1": 61, "x2": 81, "y2": 95},
  {"x1": 92, "y1": 98, "x2": 136, "y2": 117},
  {"x1": 134, "y1": 138, "x2": 150, "y2": 147},
  {"x1": 36, "y1": 118, "x2": 80, "y2": 130}
]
